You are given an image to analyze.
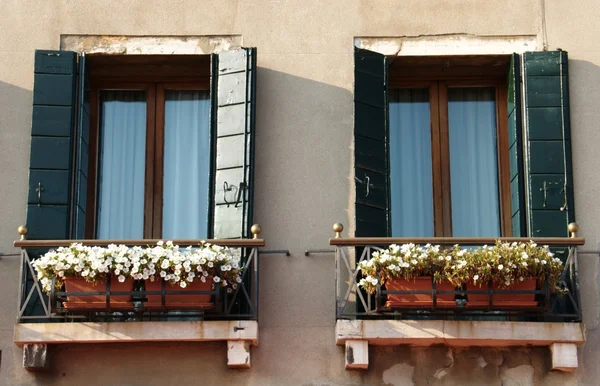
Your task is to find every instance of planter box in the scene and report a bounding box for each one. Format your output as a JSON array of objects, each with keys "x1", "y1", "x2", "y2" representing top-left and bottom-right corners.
[
  {"x1": 466, "y1": 278, "x2": 538, "y2": 308},
  {"x1": 62, "y1": 276, "x2": 134, "y2": 310},
  {"x1": 144, "y1": 278, "x2": 214, "y2": 310},
  {"x1": 384, "y1": 276, "x2": 456, "y2": 308}
]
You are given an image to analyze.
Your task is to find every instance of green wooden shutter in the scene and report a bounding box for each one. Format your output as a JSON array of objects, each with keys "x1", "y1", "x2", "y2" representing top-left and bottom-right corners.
[
  {"x1": 72, "y1": 54, "x2": 89, "y2": 238},
  {"x1": 27, "y1": 50, "x2": 77, "y2": 240},
  {"x1": 210, "y1": 48, "x2": 256, "y2": 239},
  {"x1": 354, "y1": 47, "x2": 390, "y2": 237},
  {"x1": 507, "y1": 54, "x2": 526, "y2": 237},
  {"x1": 22, "y1": 50, "x2": 77, "y2": 318},
  {"x1": 523, "y1": 51, "x2": 575, "y2": 237}
]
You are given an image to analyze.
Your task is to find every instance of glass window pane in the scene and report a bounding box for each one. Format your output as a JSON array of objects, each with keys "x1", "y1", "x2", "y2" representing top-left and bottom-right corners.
[
  {"x1": 97, "y1": 90, "x2": 147, "y2": 239},
  {"x1": 389, "y1": 88, "x2": 435, "y2": 237},
  {"x1": 448, "y1": 87, "x2": 500, "y2": 237},
  {"x1": 162, "y1": 90, "x2": 211, "y2": 239}
]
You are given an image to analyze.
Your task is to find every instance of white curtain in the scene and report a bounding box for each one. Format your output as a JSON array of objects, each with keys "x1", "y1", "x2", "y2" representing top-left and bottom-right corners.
[
  {"x1": 97, "y1": 91, "x2": 147, "y2": 239},
  {"x1": 389, "y1": 89, "x2": 435, "y2": 236},
  {"x1": 162, "y1": 90, "x2": 211, "y2": 239},
  {"x1": 448, "y1": 87, "x2": 500, "y2": 236}
]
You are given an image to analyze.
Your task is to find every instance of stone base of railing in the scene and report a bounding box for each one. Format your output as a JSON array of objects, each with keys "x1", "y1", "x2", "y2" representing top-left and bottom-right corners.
[
  {"x1": 15, "y1": 320, "x2": 258, "y2": 370},
  {"x1": 336, "y1": 319, "x2": 585, "y2": 371}
]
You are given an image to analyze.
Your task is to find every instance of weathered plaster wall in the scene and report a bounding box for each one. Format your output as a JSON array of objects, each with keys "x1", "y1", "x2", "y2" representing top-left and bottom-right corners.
[
  {"x1": 543, "y1": 2, "x2": 600, "y2": 385},
  {"x1": 0, "y1": 1, "x2": 598, "y2": 385}
]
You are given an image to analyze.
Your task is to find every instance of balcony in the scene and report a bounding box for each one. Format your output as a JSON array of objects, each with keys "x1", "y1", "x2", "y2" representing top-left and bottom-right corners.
[
  {"x1": 13, "y1": 225, "x2": 265, "y2": 369},
  {"x1": 330, "y1": 223, "x2": 586, "y2": 371}
]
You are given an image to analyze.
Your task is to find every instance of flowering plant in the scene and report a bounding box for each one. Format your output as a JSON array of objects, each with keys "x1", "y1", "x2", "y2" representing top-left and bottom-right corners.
[
  {"x1": 357, "y1": 241, "x2": 563, "y2": 295},
  {"x1": 444, "y1": 241, "x2": 564, "y2": 290},
  {"x1": 33, "y1": 241, "x2": 242, "y2": 294}
]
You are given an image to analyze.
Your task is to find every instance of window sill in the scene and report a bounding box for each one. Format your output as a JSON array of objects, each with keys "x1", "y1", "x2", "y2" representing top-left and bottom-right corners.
[
  {"x1": 15, "y1": 320, "x2": 258, "y2": 369},
  {"x1": 336, "y1": 319, "x2": 585, "y2": 371}
]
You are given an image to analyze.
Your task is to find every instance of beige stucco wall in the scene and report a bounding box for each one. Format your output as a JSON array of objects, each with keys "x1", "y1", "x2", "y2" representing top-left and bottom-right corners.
[{"x1": 0, "y1": 0, "x2": 598, "y2": 385}]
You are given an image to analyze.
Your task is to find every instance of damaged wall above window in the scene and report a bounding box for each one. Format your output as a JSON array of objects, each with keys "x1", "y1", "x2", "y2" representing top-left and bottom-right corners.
[
  {"x1": 60, "y1": 35, "x2": 242, "y2": 55},
  {"x1": 355, "y1": 34, "x2": 537, "y2": 56}
]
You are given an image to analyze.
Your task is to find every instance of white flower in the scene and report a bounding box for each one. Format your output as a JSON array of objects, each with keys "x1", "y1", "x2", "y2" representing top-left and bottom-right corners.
[
  {"x1": 473, "y1": 275, "x2": 479, "y2": 281},
  {"x1": 213, "y1": 277, "x2": 221, "y2": 283},
  {"x1": 180, "y1": 281, "x2": 187, "y2": 288},
  {"x1": 118, "y1": 275, "x2": 126, "y2": 283},
  {"x1": 497, "y1": 264, "x2": 504, "y2": 270}
]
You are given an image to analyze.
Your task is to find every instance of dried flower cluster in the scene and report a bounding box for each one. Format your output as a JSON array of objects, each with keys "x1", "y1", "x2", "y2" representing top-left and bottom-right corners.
[
  {"x1": 357, "y1": 241, "x2": 563, "y2": 295},
  {"x1": 33, "y1": 241, "x2": 242, "y2": 294}
]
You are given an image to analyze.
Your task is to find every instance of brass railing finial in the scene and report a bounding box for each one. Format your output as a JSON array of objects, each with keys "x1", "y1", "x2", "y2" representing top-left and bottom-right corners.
[
  {"x1": 251, "y1": 224, "x2": 261, "y2": 239},
  {"x1": 333, "y1": 223, "x2": 344, "y2": 238},
  {"x1": 568, "y1": 222, "x2": 579, "y2": 238},
  {"x1": 17, "y1": 225, "x2": 28, "y2": 241}
]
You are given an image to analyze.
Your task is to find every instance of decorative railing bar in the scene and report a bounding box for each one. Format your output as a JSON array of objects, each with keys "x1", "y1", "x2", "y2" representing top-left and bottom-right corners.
[
  {"x1": 260, "y1": 249, "x2": 291, "y2": 256},
  {"x1": 305, "y1": 249, "x2": 335, "y2": 256},
  {"x1": 576, "y1": 250, "x2": 600, "y2": 255}
]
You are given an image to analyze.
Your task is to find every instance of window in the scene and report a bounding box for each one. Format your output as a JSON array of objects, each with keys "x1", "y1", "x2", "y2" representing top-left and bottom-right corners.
[
  {"x1": 388, "y1": 57, "x2": 512, "y2": 237},
  {"x1": 85, "y1": 56, "x2": 212, "y2": 239},
  {"x1": 26, "y1": 49, "x2": 257, "y2": 241},
  {"x1": 354, "y1": 48, "x2": 575, "y2": 239}
]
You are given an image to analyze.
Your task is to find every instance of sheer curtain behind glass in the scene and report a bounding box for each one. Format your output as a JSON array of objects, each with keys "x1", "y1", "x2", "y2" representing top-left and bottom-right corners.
[
  {"x1": 97, "y1": 91, "x2": 147, "y2": 239},
  {"x1": 389, "y1": 89, "x2": 434, "y2": 236},
  {"x1": 448, "y1": 87, "x2": 500, "y2": 236},
  {"x1": 162, "y1": 90, "x2": 210, "y2": 239}
]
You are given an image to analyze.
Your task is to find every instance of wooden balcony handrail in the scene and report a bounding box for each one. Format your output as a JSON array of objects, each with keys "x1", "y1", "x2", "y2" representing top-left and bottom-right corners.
[
  {"x1": 13, "y1": 224, "x2": 265, "y2": 248},
  {"x1": 329, "y1": 236, "x2": 584, "y2": 247},
  {"x1": 328, "y1": 222, "x2": 585, "y2": 247},
  {"x1": 14, "y1": 238, "x2": 265, "y2": 248}
]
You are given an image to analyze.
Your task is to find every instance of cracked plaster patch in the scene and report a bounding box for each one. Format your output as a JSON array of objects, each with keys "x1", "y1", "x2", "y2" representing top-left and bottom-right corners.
[
  {"x1": 500, "y1": 364, "x2": 535, "y2": 386},
  {"x1": 383, "y1": 363, "x2": 415, "y2": 386}
]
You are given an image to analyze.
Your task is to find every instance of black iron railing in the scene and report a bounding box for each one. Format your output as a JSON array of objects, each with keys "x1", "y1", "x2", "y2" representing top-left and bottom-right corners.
[
  {"x1": 330, "y1": 223, "x2": 585, "y2": 322},
  {"x1": 14, "y1": 232, "x2": 264, "y2": 323}
]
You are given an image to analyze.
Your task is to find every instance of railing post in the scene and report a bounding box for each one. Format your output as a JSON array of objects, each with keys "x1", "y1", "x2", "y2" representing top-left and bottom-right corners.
[
  {"x1": 16, "y1": 225, "x2": 28, "y2": 322},
  {"x1": 568, "y1": 223, "x2": 582, "y2": 321},
  {"x1": 333, "y1": 223, "x2": 343, "y2": 318}
]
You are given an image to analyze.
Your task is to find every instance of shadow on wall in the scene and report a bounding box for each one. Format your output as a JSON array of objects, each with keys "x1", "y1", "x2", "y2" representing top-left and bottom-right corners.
[
  {"x1": 0, "y1": 81, "x2": 32, "y2": 250},
  {"x1": 568, "y1": 59, "x2": 600, "y2": 386},
  {"x1": 253, "y1": 67, "x2": 353, "y2": 241},
  {"x1": 0, "y1": 70, "x2": 356, "y2": 386}
]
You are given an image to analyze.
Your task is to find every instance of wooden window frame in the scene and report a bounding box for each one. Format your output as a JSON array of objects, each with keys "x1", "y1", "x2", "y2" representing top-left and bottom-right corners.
[
  {"x1": 389, "y1": 76, "x2": 511, "y2": 237},
  {"x1": 87, "y1": 79, "x2": 210, "y2": 239}
]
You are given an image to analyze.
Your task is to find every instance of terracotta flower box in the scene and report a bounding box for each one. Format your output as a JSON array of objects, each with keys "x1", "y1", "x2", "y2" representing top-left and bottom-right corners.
[
  {"x1": 465, "y1": 278, "x2": 538, "y2": 308},
  {"x1": 62, "y1": 276, "x2": 135, "y2": 310},
  {"x1": 385, "y1": 276, "x2": 456, "y2": 308},
  {"x1": 144, "y1": 278, "x2": 214, "y2": 310}
]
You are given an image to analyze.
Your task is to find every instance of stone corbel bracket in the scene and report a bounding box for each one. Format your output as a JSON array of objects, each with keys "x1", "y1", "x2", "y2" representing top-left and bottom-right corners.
[{"x1": 336, "y1": 319, "x2": 585, "y2": 371}]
